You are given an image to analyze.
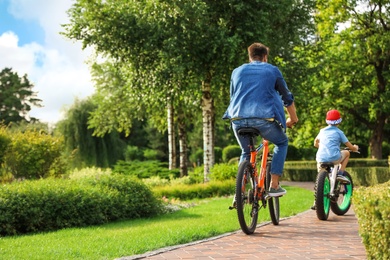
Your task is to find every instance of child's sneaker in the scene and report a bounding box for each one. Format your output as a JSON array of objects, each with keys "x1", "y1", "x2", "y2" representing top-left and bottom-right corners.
[
  {"x1": 268, "y1": 186, "x2": 287, "y2": 197},
  {"x1": 337, "y1": 171, "x2": 350, "y2": 184}
]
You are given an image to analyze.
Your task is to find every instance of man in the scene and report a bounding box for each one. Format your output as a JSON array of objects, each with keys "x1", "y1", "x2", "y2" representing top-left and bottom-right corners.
[{"x1": 223, "y1": 42, "x2": 298, "y2": 197}]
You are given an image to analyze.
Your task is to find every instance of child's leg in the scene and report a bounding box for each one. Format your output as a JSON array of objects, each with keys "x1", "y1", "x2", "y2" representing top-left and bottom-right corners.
[{"x1": 339, "y1": 150, "x2": 350, "y2": 172}]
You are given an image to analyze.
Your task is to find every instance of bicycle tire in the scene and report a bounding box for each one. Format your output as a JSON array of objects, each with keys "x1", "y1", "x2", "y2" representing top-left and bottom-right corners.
[
  {"x1": 236, "y1": 160, "x2": 258, "y2": 234},
  {"x1": 314, "y1": 170, "x2": 331, "y2": 220},
  {"x1": 330, "y1": 171, "x2": 353, "y2": 215},
  {"x1": 266, "y1": 162, "x2": 280, "y2": 225}
]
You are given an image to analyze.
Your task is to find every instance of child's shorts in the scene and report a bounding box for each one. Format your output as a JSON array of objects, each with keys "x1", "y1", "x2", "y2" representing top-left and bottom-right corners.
[{"x1": 316, "y1": 152, "x2": 347, "y2": 172}]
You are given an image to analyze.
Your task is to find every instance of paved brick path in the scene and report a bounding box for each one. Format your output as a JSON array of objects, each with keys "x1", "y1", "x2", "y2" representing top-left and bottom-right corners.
[{"x1": 120, "y1": 182, "x2": 367, "y2": 260}]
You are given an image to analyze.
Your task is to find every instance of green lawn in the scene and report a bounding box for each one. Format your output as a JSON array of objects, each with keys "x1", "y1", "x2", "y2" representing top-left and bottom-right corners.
[{"x1": 0, "y1": 186, "x2": 313, "y2": 260}]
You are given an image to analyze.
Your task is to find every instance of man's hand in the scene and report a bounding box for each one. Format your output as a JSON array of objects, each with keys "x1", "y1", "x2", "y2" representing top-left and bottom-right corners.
[{"x1": 286, "y1": 118, "x2": 298, "y2": 128}]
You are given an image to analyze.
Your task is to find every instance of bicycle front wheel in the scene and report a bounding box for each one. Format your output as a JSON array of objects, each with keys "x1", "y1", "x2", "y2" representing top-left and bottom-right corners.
[
  {"x1": 266, "y1": 162, "x2": 280, "y2": 225},
  {"x1": 314, "y1": 170, "x2": 331, "y2": 220},
  {"x1": 236, "y1": 160, "x2": 258, "y2": 234},
  {"x1": 331, "y1": 171, "x2": 353, "y2": 215}
]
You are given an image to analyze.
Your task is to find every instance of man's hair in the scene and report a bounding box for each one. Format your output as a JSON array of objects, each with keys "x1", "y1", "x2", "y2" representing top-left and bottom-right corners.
[{"x1": 248, "y1": 43, "x2": 269, "y2": 60}]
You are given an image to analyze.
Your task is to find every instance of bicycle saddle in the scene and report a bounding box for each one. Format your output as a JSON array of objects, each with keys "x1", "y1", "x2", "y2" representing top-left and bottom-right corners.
[
  {"x1": 320, "y1": 162, "x2": 335, "y2": 168},
  {"x1": 237, "y1": 127, "x2": 260, "y2": 136}
]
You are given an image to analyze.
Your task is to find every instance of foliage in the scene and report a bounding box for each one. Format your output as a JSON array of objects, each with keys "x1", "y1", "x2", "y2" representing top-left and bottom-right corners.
[
  {"x1": 0, "y1": 174, "x2": 163, "y2": 236},
  {"x1": 68, "y1": 166, "x2": 112, "y2": 180},
  {"x1": 209, "y1": 163, "x2": 238, "y2": 181},
  {"x1": 187, "y1": 166, "x2": 206, "y2": 184},
  {"x1": 62, "y1": 0, "x2": 316, "y2": 179},
  {"x1": 222, "y1": 145, "x2": 241, "y2": 163},
  {"x1": 152, "y1": 180, "x2": 235, "y2": 200},
  {"x1": 0, "y1": 125, "x2": 11, "y2": 166},
  {"x1": 3, "y1": 129, "x2": 66, "y2": 180},
  {"x1": 112, "y1": 160, "x2": 180, "y2": 179},
  {"x1": 0, "y1": 67, "x2": 42, "y2": 124},
  {"x1": 55, "y1": 98, "x2": 127, "y2": 169},
  {"x1": 293, "y1": 0, "x2": 390, "y2": 158},
  {"x1": 214, "y1": 147, "x2": 223, "y2": 164},
  {"x1": 354, "y1": 181, "x2": 390, "y2": 259},
  {"x1": 189, "y1": 149, "x2": 204, "y2": 166},
  {"x1": 124, "y1": 145, "x2": 143, "y2": 161}
]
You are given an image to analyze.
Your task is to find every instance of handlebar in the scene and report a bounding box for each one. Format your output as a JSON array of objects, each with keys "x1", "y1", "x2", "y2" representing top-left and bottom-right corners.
[{"x1": 343, "y1": 147, "x2": 360, "y2": 154}]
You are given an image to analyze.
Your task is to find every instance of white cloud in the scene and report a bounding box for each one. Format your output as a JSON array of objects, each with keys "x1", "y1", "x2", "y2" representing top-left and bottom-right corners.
[{"x1": 0, "y1": 0, "x2": 95, "y2": 125}]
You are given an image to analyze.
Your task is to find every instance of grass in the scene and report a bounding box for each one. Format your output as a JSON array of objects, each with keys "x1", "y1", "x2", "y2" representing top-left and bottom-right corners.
[{"x1": 0, "y1": 186, "x2": 313, "y2": 260}]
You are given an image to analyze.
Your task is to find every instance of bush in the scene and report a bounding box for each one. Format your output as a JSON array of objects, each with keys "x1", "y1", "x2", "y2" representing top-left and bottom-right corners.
[
  {"x1": 113, "y1": 160, "x2": 180, "y2": 179},
  {"x1": 222, "y1": 145, "x2": 241, "y2": 163},
  {"x1": 0, "y1": 126, "x2": 11, "y2": 164},
  {"x1": 3, "y1": 130, "x2": 66, "y2": 180},
  {"x1": 152, "y1": 180, "x2": 235, "y2": 200},
  {"x1": 353, "y1": 181, "x2": 390, "y2": 259},
  {"x1": 189, "y1": 149, "x2": 203, "y2": 167},
  {"x1": 188, "y1": 166, "x2": 205, "y2": 183},
  {"x1": 215, "y1": 147, "x2": 223, "y2": 163},
  {"x1": 124, "y1": 145, "x2": 143, "y2": 161},
  {"x1": 209, "y1": 163, "x2": 238, "y2": 181},
  {"x1": 0, "y1": 174, "x2": 163, "y2": 236}
]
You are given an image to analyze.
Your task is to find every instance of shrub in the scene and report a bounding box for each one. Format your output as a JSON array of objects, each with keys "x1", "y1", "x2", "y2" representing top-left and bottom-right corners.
[
  {"x1": 214, "y1": 147, "x2": 223, "y2": 163},
  {"x1": 113, "y1": 160, "x2": 180, "y2": 179},
  {"x1": 189, "y1": 149, "x2": 203, "y2": 166},
  {"x1": 209, "y1": 163, "x2": 238, "y2": 181},
  {"x1": 0, "y1": 174, "x2": 163, "y2": 236},
  {"x1": 353, "y1": 181, "x2": 390, "y2": 259},
  {"x1": 143, "y1": 148, "x2": 165, "y2": 161},
  {"x1": 3, "y1": 130, "x2": 66, "y2": 180},
  {"x1": 222, "y1": 145, "x2": 241, "y2": 163},
  {"x1": 124, "y1": 145, "x2": 143, "y2": 161},
  {"x1": 0, "y1": 126, "x2": 11, "y2": 164},
  {"x1": 188, "y1": 166, "x2": 205, "y2": 183},
  {"x1": 152, "y1": 180, "x2": 235, "y2": 200}
]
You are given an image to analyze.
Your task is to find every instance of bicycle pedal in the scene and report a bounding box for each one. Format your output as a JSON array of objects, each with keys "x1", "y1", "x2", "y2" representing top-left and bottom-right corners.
[{"x1": 228, "y1": 206, "x2": 236, "y2": 210}]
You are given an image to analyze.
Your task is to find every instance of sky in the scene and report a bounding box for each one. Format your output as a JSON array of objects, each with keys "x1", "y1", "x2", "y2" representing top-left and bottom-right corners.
[{"x1": 0, "y1": 0, "x2": 95, "y2": 125}]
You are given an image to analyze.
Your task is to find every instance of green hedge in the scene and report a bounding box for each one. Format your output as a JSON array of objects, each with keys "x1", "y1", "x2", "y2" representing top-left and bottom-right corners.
[
  {"x1": 0, "y1": 174, "x2": 163, "y2": 236},
  {"x1": 282, "y1": 160, "x2": 389, "y2": 186},
  {"x1": 152, "y1": 180, "x2": 235, "y2": 200},
  {"x1": 353, "y1": 181, "x2": 390, "y2": 260}
]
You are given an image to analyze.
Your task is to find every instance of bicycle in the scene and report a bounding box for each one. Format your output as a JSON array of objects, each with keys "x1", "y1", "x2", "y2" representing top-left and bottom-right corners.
[
  {"x1": 229, "y1": 127, "x2": 280, "y2": 234},
  {"x1": 313, "y1": 148, "x2": 360, "y2": 220}
]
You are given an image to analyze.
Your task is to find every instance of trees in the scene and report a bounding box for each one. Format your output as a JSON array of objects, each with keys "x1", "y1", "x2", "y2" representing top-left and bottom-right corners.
[
  {"x1": 0, "y1": 68, "x2": 42, "y2": 125},
  {"x1": 293, "y1": 0, "x2": 390, "y2": 159},
  {"x1": 55, "y1": 98, "x2": 127, "y2": 169},
  {"x1": 63, "y1": 0, "x2": 315, "y2": 180}
]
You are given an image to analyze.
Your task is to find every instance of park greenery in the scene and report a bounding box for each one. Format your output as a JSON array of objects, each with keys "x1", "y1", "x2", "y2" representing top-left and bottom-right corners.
[{"x1": 0, "y1": 1, "x2": 389, "y2": 259}]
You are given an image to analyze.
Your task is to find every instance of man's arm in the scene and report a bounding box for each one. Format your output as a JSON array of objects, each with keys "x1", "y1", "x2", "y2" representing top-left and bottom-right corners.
[{"x1": 286, "y1": 102, "x2": 298, "y2": 128}]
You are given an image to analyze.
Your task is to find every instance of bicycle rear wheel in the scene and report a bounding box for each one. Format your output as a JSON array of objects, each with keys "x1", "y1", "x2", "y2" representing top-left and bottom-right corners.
[
  {"x1": 314, "y1": 170, "x2": 331, "y2": 220},
  {"x1": 266, "y1": 162, "x2": 280, "y2": 225},
  {"x1": 236, "y1": 160, "x2": 258, "y2": 234},
  {"x1": 331, "y1": 171, "x2": 353, "y2": 215}
]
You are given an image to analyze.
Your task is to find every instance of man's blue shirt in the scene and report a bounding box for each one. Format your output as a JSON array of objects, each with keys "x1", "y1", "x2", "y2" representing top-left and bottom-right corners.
[
  {"x1": 316, "y1": 125, "x2": 349, "y2": 162},
  {"x1": 222, "y1": 61, "x2": 294, "y2": 129}
]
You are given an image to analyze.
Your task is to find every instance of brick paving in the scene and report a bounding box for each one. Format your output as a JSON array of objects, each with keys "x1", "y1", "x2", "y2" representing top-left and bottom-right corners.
[{"x1": 120, "y1": 182, "x2": 367, "y2": 260}]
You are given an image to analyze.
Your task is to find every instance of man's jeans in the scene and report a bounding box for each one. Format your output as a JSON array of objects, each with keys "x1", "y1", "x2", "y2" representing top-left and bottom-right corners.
[{"x1": 232, "y1": 118, "x2": 288, "y2": 176}]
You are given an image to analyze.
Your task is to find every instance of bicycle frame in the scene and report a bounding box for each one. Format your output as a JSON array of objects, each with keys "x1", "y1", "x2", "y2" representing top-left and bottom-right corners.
[
  {"x1": 329, "y1": 163, "x2": 340, "y2": 196},
  {"x1": 249, "y1": 139, "x2": 269, "y2": 198}
]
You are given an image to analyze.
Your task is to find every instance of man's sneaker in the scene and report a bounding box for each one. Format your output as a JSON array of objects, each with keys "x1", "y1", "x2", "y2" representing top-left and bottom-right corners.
[
  {"x1": 229, "y1": 195, "x2": 237, "y2": 210},
  {"x1": 337, "y1": 173, "x2": 350, "y2": 184},
  {"x1": 268, "y1": 186, "x2": 287, "y2": 197}
]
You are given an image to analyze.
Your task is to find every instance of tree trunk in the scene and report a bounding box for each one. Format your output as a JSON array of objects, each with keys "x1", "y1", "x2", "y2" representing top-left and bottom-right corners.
[
  {"x1": 201, "y1": 80, "x2": 215, "y2": 182},
  {"x1": 178, "y1": 114, "x2": 188, "y2": 177},
  {"x1": 167, "y1": 100, "x2": 177, "y2": 170},
  {"x1": 369, "y1": 114, "x2": 385, "y2": 159}
]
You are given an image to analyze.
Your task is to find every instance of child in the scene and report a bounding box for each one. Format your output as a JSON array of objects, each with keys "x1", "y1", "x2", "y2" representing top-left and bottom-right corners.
[{"x1": 314, "y1": 109, "x2": 359, "y2": 184}]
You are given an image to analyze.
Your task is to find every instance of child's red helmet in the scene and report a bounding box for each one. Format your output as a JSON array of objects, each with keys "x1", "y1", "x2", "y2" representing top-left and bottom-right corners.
[{"x1": 326, "y1": 109, "x2": 342, "y2": 125}]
